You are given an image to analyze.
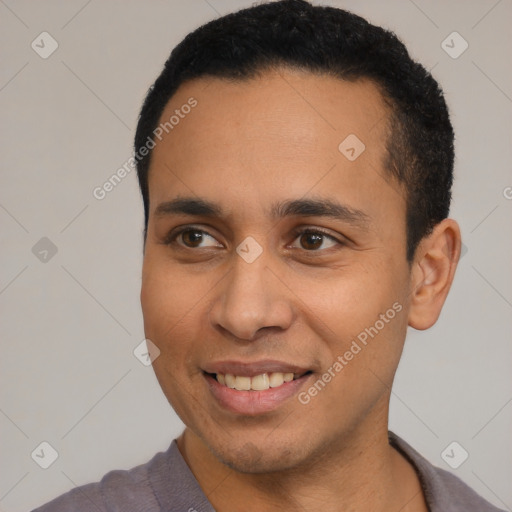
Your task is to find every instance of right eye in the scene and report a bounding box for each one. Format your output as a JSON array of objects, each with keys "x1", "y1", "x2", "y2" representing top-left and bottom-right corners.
[{"x1": 164, "y1": 227, "x2": 223, "y2": 249}]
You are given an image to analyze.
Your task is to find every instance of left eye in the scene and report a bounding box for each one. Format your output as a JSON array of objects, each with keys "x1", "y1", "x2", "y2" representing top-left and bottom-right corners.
[{"x1": 290, "y1": 230, "x2": 339, "y2": 251}]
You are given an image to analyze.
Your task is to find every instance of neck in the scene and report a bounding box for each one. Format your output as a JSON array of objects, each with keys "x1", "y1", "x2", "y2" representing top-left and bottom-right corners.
[{"x1": 177, "y1": 418, "x2": 427, "y2": 512}]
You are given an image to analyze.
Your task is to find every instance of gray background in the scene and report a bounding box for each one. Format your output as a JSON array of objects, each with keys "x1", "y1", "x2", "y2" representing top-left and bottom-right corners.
[{"x1": 1, "y1": 0, "x2": 511, "y2": 510}]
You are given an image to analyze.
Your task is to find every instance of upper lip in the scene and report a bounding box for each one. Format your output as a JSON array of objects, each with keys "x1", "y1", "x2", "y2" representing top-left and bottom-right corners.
[{"x1": 203, "y1": 359, "x2": 311, "y2": 377}]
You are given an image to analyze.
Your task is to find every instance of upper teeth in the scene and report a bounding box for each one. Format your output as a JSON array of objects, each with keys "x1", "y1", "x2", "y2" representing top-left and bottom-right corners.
[{"x1": 216, "y1": 372, "x2": 295, "y2": 391}]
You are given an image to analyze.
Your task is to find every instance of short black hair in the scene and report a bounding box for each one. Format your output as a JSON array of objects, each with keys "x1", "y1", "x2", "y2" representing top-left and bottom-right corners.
[{"x1": 134, "y1": 0, "x2": 454, "y2": 261}]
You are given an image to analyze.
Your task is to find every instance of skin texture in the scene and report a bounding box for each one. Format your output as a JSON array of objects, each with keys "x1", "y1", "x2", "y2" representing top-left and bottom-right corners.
[{"x1": 140, "y1": 67, "x2": 461, "y2": 511}]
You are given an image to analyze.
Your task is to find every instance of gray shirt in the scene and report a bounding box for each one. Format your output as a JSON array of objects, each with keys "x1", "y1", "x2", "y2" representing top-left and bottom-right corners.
[{"x1": 32, "y1": 432, "x2": 505, "y2": 511}]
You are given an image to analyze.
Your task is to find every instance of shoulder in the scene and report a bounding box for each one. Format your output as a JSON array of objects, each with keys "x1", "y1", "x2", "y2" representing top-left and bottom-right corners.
[
  {"x1": 31, "y1": 447, "x2": 170, "y2": 512},
  {"x1": 427, "y1": 466, "x2": 505, "y2": 512},
  {"x1": 389, "y1": 432, "x2": 506, "y2": 512}
]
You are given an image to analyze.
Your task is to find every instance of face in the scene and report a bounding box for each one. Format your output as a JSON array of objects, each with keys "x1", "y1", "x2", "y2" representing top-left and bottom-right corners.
[{"x1": 141, "y1": 68, "x2": 413, "y2": 472}]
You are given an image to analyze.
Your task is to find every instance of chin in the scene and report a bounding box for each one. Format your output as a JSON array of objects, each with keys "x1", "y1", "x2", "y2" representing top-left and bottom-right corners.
[
  {"x1": 216, "y1": 445, "x2": 296, "y2": 473},
  {"x1": 203, "y1": 431, "x2": 314, "y2": 474}
]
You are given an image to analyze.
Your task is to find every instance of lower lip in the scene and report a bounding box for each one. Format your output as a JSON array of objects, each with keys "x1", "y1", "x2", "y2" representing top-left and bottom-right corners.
[{"x1": 204, "y1": 373, "x2": 312, "y2": 415}]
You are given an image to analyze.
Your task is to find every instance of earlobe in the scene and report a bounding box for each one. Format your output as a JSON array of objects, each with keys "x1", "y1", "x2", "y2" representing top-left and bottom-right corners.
[{"x1": 408, "y1": 219, "x2": 461, "y2": 330}]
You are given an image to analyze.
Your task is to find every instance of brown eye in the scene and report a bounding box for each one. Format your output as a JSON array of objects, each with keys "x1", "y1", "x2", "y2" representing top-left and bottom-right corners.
[
  {"x1": 291, "y1": 229, "x2": 339, "y2": 251},
  {"x1": 165, "y1": 227, "x2": 222, "y2": 249},
  {"x1": 300, "y1": 232, "x2": 324, "y2": 250},
  {"x1": 181, "y1": 229, "x2": 205, "y2": 247}
]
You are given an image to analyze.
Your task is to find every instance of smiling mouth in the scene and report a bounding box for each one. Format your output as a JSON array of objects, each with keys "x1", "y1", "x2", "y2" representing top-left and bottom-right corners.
[{"x1": 209, "y1": 371, "x2": 311, "y2": 391}]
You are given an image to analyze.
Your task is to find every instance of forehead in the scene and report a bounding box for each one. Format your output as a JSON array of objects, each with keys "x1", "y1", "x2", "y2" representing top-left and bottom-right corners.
[{"x1": 147, "y1": 68, "x2": 399, "y2": 220}]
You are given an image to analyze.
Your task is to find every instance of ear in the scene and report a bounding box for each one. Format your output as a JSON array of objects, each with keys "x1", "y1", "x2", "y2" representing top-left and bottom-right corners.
[{"x1": 408, "y1": 218, "x2": 461, "y2": 330}]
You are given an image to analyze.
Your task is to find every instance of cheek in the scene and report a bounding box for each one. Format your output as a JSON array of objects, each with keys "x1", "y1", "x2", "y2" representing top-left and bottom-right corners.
[
  {"x1": 141, "y1": 258, "x2": 207, "y2": 360},
  {"x1": 140, "y1": 258, "x2": 214, "y2": 422},
  {"x1": 296, "y1": 257, "x2": 409, "y2": 379},
  {"x1": 140, "y1": 253, "x2": 228, "y2": 381},
  {"x1": 142, "y1": 253, "x2": 198, "y2": 325},
  {"x1": 298, "y1": 260, "x2": 401, "y2": 333}
]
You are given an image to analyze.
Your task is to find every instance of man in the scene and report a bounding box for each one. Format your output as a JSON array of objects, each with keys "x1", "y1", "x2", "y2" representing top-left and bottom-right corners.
[{"x1": 33, "y1": 1, "x2": 504, "y2": 510}]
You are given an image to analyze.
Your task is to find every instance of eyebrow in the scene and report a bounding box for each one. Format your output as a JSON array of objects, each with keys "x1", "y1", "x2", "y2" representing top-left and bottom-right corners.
[
  {"x1": 270, "y1": 198, "x2": 370, "y2": 228},
  {"x1": 153, "y1": 196, "x2": 370, "y2": 229},
  {"x1": 154, "y1": 197, "x2": 222, "y2": 218}
]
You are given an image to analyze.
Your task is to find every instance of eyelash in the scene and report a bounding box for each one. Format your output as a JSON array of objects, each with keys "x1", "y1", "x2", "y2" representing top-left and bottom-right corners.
[
  {"x1": 289, "y1": 227, "x2": 342, "y2": 250},
  {"x1": 164, "y1": 225, "x2": 344, "y2": 251}
]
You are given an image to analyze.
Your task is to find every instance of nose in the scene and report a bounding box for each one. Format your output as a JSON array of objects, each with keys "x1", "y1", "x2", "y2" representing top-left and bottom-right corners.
[{"x1": 208, "y1": 253, "x2": 294, "y2": 341}]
